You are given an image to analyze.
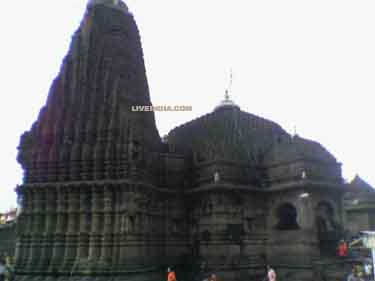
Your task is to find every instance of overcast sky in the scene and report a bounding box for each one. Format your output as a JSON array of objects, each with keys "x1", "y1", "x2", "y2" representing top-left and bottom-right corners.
[{"x1": 0, "y1": 0, "x2": 374, "y2": 212}]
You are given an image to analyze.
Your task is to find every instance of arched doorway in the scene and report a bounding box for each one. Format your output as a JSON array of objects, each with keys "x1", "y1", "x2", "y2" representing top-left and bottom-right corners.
[
  {"x1": 316, "y1": 201, "x2": 341, "y2": 256},
  {"x1": 275, "y1": 203, "x2": 300, "y2": 230}
]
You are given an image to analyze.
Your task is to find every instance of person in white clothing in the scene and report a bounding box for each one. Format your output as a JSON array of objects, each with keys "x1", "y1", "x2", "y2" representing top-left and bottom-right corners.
[{"x1": 267, "y1": 265, "x2": 277, "y2": 281}]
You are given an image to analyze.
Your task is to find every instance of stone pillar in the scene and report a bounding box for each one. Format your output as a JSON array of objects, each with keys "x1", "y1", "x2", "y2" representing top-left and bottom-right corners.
[
  {"x1": 118, "y1": 190, "x2": 130, "y2": 270},
  {"x1": 88, "y1": 186, "x2": 103, "y2": 270},
  {"x1": 112, "y1": 187, "x2": 121, "y2": 272},
  {"x1": 49, "y1": 187, "x2": 66, "y2": 272},
  {"x1": 143, "y1": 211, "x2": 150, "y2": 267},
  {"x1": 15, "y1": 189, "x2": 32, "y2": 273},
  {"x1": 38, "y1": 188, "x2": 57, "y2": 272},
  {"x1": 100, "y1": 185, "x2": 114, "y2": 272},
  {"x1": 77, "y1": 187, "x2": 90, "y2": 261},
  {"x1": 61, "y1": 186, "x2": 80, "y2": 273},
  {"x1": 33, "y1": 188, "x2": 51, "y2": 272},
  {"x1": 24, "y1": 189, "x2": 35, "y2": 272},
  {"x1": 25, "y1": 188, "x2": 42, "y2": 272}
]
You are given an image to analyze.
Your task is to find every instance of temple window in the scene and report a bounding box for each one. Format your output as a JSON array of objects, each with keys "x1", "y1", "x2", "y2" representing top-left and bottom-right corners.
[
  {"x1": 316, "y1": 201, "x2": 336, "y2": 233},
  {"x1": 275, "y1": 203, "x2": 300, "y2": 230},
  {"x1": 316, "y1": 201, "x2": 340, "y2": 256}
]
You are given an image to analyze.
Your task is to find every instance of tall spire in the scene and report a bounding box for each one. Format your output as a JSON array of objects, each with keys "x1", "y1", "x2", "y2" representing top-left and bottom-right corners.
[
  {"x1": 18, "y1": 0, "x2": 160, "y2": 182},
  {"x1": 225, "y1": 69, "x2": 233, "y2": 99},
  {"x1": 214, "y1": 69, "x2": 240, "y2": 112}
]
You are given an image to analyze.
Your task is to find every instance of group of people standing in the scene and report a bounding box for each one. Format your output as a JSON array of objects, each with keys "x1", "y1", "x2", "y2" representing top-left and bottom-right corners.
[
  {"x1": 167, "y1": 267, "x2": 219, "y2": 281},
  {"x1": 166, "y1": 264, "x2": 277, "y2": 281},
  {"x1": 347, "y1": 266, "x2": 365, "y2": 281},
  {"x1": 347, "y1": 264, "x2": 373, "y2": 281}
]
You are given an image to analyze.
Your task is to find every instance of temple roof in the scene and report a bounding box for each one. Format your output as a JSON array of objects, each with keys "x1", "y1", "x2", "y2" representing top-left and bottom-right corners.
[
  {"x1": 168, "y1": 107, "x2": 338, "y2": 167},
  {"x1": 263, "y1": 134, "x2": 338, "y2": 165},
  {"x1": 18, "y1": 0, "x2": 161, "y2": 183},
  {"x1": 168, "y1": 108, "x2": 288, "y2": 164},
  {"x1": 344, "y1": 175, "x2": 375, "y2": 209},
  {"x1": 350, "y1": 175, "x2": 374, "y2": 193}
]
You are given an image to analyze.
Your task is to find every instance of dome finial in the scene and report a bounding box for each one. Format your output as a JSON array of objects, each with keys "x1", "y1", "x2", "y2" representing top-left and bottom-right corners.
[
  {"x1": 225, "y1": 68, "x2": 233, "y2": 100},
  {"x1": 214, "y1": 69, "x2": 240, "y2": 112},
  {"x1": 224, "y1": 90, "x2": 230, "y2": 102},
  {"x1": 87, "y1": 0, "x2": 128, "y2": 12}
]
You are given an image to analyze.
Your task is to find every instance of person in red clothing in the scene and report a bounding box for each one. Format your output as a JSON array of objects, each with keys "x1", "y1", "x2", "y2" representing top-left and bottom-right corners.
[
  {"x1": 338, "y1": 239, "x2": 349, "y2": 257},
  {"x1": 167, "y1": 267, "x2": 177, "y2": 281}
]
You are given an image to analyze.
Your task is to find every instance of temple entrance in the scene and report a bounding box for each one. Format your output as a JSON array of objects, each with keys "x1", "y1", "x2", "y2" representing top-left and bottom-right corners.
[
  {"x1": 316, "y1": 201, "x2": 341, "y2": 256},
  {"x1": 275, "y1": 203, "x2": 300, "y2": 230}
]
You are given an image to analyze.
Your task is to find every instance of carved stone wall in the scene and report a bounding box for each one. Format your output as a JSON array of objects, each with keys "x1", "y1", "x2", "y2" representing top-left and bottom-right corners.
[{"x1": 15, "y1": 182, "x2": 186, "y2": 279}]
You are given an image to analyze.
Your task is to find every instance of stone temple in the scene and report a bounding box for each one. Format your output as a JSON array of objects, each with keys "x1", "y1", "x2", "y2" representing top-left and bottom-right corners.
[{"x1": 14, "y1": 1, "x2": 350, "y2": 280}]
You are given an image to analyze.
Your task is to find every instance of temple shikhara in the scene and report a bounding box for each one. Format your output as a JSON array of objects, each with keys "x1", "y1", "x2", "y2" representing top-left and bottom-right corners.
[{"x1": 13, "y1": 1, "x2": 366, "y2": 281}]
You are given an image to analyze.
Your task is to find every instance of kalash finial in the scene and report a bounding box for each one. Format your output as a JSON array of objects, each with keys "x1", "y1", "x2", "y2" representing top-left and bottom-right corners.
[
  {"x1": 87, "y1": 0, "x2": 128, "y2": 12},
  {"x1": 214, "y1": 69, "x2": 240, "y2": 112},
  {"x1": 224, "y1": 69, "x2": 233, "y2": 100}
]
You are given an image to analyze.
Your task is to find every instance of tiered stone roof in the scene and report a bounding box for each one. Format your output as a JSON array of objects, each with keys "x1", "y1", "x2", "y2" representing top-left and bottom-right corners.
[
  {"x1": 17, "y1": 2, "x2": 160, "y2": 183},
  {"x1": 344, "y1": 175, "x2": 375, "y2": 210},
  {"x1": 168, "y1": 107, "x2": 286, "y2": 164},
  {"x1": 168, "y1": 104, "x2": 341, "y2": 185}
]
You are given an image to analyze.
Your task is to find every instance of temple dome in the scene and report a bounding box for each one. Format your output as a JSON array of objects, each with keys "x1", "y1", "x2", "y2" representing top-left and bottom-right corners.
[
  {"x1": 168, "y1": 107, "x2": 339, "y2": 170},
  {"x1": 168, "y1": 108, "x2": 286, "y2": 164}
]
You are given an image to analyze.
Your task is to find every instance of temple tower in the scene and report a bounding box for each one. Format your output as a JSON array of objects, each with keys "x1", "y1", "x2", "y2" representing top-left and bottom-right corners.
[{"x1": 14, "y1": 2, "x2": 178, "y2": 280}]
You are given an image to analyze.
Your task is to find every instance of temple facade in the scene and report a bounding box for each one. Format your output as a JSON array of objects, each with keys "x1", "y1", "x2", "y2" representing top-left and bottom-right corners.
[{"x1": 14, "y1": 1, "x2": 349, "y2": 281}]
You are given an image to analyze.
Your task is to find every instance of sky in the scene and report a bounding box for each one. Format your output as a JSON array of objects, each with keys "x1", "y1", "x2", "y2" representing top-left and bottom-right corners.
[{"x1": 0, "y1": 0, "x2": 374, "y2": 212}]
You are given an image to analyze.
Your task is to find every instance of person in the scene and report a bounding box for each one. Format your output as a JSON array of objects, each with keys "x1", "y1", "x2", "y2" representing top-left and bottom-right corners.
[
  {"x1": 267, "y1": 265, "x2": 277, "y2": 281},
  {"x1": 347, "y1": 266, "x2": 364, "y2": 281},
  {"x1": 209, "y1": 273, "x2": 218, "y2": 281},
  {"x1": 214, "y1": 171, "x2": 220, "y2": 183},
  {"x1": 364, "y1": 263, "x2": 372, "y2": 276},
  {"x1": 338, "y1": 239, "x2": 349, "y2": 258},
  {"x1": 167, "y1": 267, "x2": 177, "y2": 281},
  {"x1": 4, "y1": 254, "x2": 13, "y2": 281},
  {"x1": 0, "y1": 258, "x2": 5, "y2": 281},
  {"x1": 347, "y1": 267, "x2": 356, "y2": 281},
  {"x1": 195, "y1": 261, "x2": 208, "y2": 281}
]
